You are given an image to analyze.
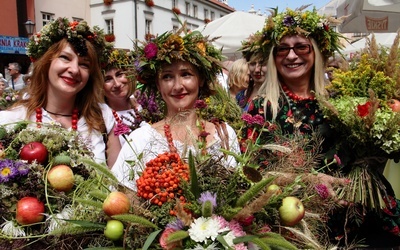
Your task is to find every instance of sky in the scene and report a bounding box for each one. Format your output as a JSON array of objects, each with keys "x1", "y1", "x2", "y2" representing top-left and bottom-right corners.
[{"x1": 227, "y1": 0, "x2": 331, "y2": 14}]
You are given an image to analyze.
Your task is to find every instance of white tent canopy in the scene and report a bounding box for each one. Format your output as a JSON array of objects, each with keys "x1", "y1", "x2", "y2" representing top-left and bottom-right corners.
[
  {"x1": 194, "y1": 11, "x2": 266, "y2": 59},
  {"x1": 341, "y1": 32, "x2": 398, "y2": 56},
  {"x1": 337, "y1": 0, "x2": 400, "y2": 33}
]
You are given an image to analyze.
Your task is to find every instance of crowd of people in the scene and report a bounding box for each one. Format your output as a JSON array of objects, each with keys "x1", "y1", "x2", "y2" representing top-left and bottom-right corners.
[{"x1": 1, "y1": 6, "x2": 400, "y2": 249}]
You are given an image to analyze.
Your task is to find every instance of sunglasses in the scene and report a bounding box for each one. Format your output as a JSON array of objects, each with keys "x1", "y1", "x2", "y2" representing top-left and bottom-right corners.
[{"x1": 274, "y1": 44, "x2": 312, "y2": 56}]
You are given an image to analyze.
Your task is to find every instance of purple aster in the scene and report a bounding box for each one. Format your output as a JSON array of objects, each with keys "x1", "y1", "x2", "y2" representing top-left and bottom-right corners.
[
  {"x1": 114, "y1": 123, "x2": 131, "y2": 136},
  {"x1": 166, "y1": 219, "x2": 184, "y2": 230},
  {"x1": 283, "y1": 16, "x2": 296, "y2": 27},
  {"x1": 193, "y1": 99, "x2": 207, "y2": 109},
  {"x1": 315, "y1": 184, "x2": 329, "y2": 200},
  {"x1": 15, "y1": 161, "x2": 29, "y2": 176},
  {"x1": 198, "y1": 191, "x2": 217, "y2": 207},
  {"x1": 144, "y1": 42, "x2": 158, "y2": 59},
  {"x1": 0, "y1": 159, "x2": 19, "y2": 183}
]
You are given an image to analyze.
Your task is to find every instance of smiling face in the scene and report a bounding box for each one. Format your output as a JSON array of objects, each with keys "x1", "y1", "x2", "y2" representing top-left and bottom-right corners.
[
  {"x1": 248, "y1": 54, "x2": 267, "y2": 85},
  {"x1": 47, "y1": 43, "x2": 90, "y2": 99},
  {"x1": 104, "y1": 68, "x2": 130, "y2": 104},
  {"x1": 156, "y1": 60, "x2": 202, "y2": 115},
  {"x1": 274, "y1": 35, "x2": 315, "y2": 85}
]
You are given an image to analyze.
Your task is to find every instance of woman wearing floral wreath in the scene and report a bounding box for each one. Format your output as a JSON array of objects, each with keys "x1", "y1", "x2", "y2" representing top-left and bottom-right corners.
[
  {"x1": 241, "y1": 6, "x2": 400, "y2": 248},
  {"x1": 111, "y1": 28, "x2": 240, "y2": 192},
  {"x1": 101, "y1": 47, "x2": 146, "y2": 147},
  {"x1": 236, "y1": 43, "x2": 267, "y2": 112},
  {"x1": 0, "y1": 18, "x2": 121, "y2": 167}
]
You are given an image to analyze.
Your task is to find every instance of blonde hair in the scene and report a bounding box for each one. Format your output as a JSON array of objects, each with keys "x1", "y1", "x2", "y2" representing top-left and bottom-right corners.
[
  {"x1": 259, "y1": 38, "x2": 328, "y2": 120},
  {"x1": 227, "y1": 58, "x2": 249, "y2": 90}
]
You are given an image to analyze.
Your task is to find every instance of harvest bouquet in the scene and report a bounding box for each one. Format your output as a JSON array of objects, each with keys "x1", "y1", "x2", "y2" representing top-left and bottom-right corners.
[
  {"x1": 0, "y1": 90, "x2": 20, "y2": 110},
  {"x1": 0, "y1": 121, "x2": 128, "y2": 249},
  {"x1": 318, "y1": 32, "x2": 400, "y2": 211}
]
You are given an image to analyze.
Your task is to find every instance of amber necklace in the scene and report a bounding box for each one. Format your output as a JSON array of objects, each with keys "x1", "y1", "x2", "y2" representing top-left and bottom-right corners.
[{"x1": 36, "y1": 108, "x2": 79, "y2": 130}]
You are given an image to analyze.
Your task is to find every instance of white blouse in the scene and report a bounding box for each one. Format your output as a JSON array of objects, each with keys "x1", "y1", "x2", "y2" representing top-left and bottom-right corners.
[{"x1": 0, "y1": 103, "x2": 114, "y2": 163}]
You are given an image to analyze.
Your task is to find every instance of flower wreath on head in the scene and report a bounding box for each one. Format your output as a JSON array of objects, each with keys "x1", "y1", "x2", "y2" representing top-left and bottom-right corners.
[
  {"x1": 241, "y1": 5, "x2": 345, "y2": 61},
  {"x1": 26, "y1": 17, "x2": 107, "y2": 62},
  {"x1": 100, "y1": 45, "x2": 133, "y2": 72},
  {"x1": 131, "y1": 23, "x2": 224, "y2": 95}
]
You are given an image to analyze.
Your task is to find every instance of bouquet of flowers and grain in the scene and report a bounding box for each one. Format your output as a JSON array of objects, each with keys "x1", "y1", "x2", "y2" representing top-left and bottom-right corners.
[{"x1": 317, "y1": 32, "x2": 400, "y2": 210}]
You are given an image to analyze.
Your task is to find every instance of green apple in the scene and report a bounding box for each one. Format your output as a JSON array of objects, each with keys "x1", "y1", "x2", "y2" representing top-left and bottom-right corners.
[
  {"x1": 278, "y1": 196, "x2": 305, "y2": 226},
  {"x1": 104, "y1": 220, "x2": 124, "y2": 241},
  {"x1": 266, "y1": 184, "x2": 282, "y2": 194}
]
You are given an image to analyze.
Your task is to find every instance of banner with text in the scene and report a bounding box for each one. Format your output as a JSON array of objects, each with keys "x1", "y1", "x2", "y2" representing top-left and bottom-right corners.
[{"x1": 0, "y1": 36, "x2": 29, "y2": 55}]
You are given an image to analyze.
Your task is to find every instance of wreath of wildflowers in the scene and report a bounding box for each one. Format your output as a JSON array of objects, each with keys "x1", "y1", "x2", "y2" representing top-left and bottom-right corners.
[
  {"x1": 100, "y1": 46, "x2": 133, "y2": 71},
  {"x1": 26, "y1": 17, "x2": 106, "y2": 61},
  {"x1": 241, "y1": 5, "x2": 345, "y2": 60},
  {"x1": 131, "y1": 25, "x2": 224, "y2": 92}
]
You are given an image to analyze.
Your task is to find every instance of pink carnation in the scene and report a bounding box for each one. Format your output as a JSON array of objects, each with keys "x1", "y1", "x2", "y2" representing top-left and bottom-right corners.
[
  {"x1": 144, "y1": 42, "x2": 158, "y2": 59},
  {"x1": 114, "y1": 123, "x2": 130, "y2": 136},
  {"x1": 159, "y1": 228, "x2": 176, "y2": 249},
  {"x1": 315, "y1": 184, "x2": 329, "y2": 199}
]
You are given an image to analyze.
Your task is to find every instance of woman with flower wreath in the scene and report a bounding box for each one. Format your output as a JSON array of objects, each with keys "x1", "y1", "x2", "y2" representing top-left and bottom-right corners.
[
  {"x1": 111, "y1": 27, "x2": 240, "y2": 192},
  {"x1": 240, "y1": 6, "x2": 400, "y2": 248},
  {"x1": 101, "y1": 47, "x2": 147, "y2": 147},
  {"x1": 236, "y1": 42, "x2": 267, "y2": 112},
  {"x1": 0, "y1": 17, "x2": 121, "y2": 167}
]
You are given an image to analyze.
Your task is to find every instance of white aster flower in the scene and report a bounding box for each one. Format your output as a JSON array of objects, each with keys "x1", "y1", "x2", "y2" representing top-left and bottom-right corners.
[
  {"x1": 46, "y1": 205, "x2": 73, "y2": 233},
  {"x1": 190, "y1": 242, "x2": 220, "y2": 250},
  {"x1": 1, "y1": 219, "x2": 26, "y2": 237},
  {"x1": 188, "y1": 217, "x2": 221, "y2": 243}
]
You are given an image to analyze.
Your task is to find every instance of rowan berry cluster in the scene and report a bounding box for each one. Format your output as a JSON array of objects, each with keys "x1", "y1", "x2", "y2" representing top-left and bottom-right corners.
[{"x1": 136, "y1": 152, "x2": 189, "y2": 206}]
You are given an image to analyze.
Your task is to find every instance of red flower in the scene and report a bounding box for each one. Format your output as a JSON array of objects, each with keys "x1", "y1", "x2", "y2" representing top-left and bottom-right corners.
[
  {"x1": 69, "y1": 21, "x2": 79, "y2": 30},
  {"x1": 144, "y1": 42, "x2": 158, "y2": 59},
  {"x1": 323, "y1": 23, "x2": 330, "y2": 31},
  {"x1": 357, "y1": 101, "x2": 372, "y2": 117},
  {"x1": 172, "y1": 7, "x2": 181, "y2": 15}
]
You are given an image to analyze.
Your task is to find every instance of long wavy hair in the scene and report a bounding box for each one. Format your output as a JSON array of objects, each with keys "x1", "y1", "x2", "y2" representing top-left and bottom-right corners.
[
  {"x1": 259, "y1": 38, "x2": 328, "y2": 120},
  {"x1": 17, "y1": 39, "x2": 106, "y2": 133}
]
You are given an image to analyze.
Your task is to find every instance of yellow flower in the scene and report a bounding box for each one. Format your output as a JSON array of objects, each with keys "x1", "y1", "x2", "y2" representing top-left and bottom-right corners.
[{"x1": 197, "y1": 42, "x2": 206, "y2": 56}]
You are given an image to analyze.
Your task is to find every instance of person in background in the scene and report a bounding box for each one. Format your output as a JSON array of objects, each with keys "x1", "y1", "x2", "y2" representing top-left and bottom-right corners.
[
  {"x1": 325, "y1": 54, "x2": 349, "y2": 82},
  {"x1": 216, "y1": 60, "x2": 233, "y2": 91},
  {"x1": 101, "y1": 47, "x2": 145, "y2": 146},
  {"x1": 0, "y1": 78, "x2": 6, "y2": 96},
  {"x1": 226, "y1": 58, "x2": 249, "y2": 100},
  {"x1": 236, "y1": 42, "x2": 267, "y2": 112},
  {"x1": 112, "y1": 29, "x2": 240, "y2": 192},
  {"x1": 0, "y1": 17, "x2": 121, "y2": 168},
  {"x1": 6, "y1": 62, "x2": 25, "y2": 91},
  {"x1": 23, "y1": 72, "x2": 32, "y2": 85}
]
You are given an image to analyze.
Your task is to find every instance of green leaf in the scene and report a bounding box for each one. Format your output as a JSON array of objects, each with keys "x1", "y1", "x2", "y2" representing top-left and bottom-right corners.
[
  {"x1": 189, "y1": 150, "x2": 200, "y2": 199},
  {"x1": 63, "y1": 219, "x2": 105, "y2": 228},
  {"x1": 112, "y1": 214, "x2": 158, "y2": 228},
  {"x1": 142, "y1": 229, "x2": 162, "y2": 250}
]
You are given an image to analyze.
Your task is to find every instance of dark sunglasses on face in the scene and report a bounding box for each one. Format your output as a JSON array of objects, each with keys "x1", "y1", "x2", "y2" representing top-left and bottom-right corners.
[{"x1": 274, "y1": 44, "x2": 312, "y2": 56}]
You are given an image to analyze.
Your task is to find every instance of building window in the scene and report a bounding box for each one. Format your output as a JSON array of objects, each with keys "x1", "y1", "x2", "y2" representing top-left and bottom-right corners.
[
  {"x1": 72, "y1": 17, "x2": 83, "y2": 22},
  {"x1": 211, "y1": 11, "x2": 215, "y2": 20},
  {"x1": 193, "y1": 5, "x2": 198, "y2": 18},
  {"x1": 185, "y1": 2, "x2": 190, "y2": 15},
  {"x1": 172, "y1": 0, "x2": 177, "y2": 8},
  {"x1": 204, "y1": 9, "x2": 208, "y2": 19},
  {"x1": 145, "y1": 19, "x2": 152, "y2": 35},
  {"x1": 42, "y1": 13, "x2": 54, "y2": 26},
  {"x1": 105, "y1": 19, "x2": 114, "y2": 34}
]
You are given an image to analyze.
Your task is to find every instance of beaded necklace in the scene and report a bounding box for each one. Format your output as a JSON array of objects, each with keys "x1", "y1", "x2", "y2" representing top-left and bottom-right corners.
[
  {"x1": 281, "y1": 85, "x2": 323, "y2": 127},
  {"x1": 36, "y1": 108, "x2": 79, "y2": 130}
]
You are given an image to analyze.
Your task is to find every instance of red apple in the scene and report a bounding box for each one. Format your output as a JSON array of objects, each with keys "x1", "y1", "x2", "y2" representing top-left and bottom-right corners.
[
  {"x1": 278, "y1": 196, "x2": 305, "y2": 226},
  {"x1": 16, "y1": 197, "x2": 45, "y2": 225},
  {"x1": 48, "y1": 165, "x2": 75, "y2": 192},
  {"x1": 103, "y1": 191, "x2": 130, "y2": 216},
  {"x1": 19, "y1": 141, "x2": 48, "y2": 164},
  {"x1": 104, "y1": 219, "x2": 124, "y2": 241},
  {"x1": 389, "y1": 99, "x2": 400, "y2": 112}
]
